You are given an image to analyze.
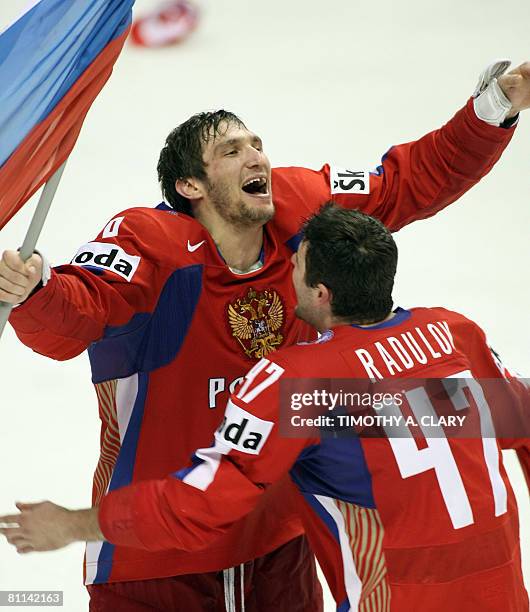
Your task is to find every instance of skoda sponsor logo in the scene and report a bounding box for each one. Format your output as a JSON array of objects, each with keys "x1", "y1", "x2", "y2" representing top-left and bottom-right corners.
[
  {"x1": 71, "y1": 242, "x2": 141, "y2": 281},
  {"x1": 330, "y1": 166, "x2": 370, "y2": 195},
  {"x1": 215, "y1": 400, "x2": 274, "y2": 455}
]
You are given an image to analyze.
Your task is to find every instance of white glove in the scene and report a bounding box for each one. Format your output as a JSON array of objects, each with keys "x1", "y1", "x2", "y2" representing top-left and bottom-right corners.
[
  {"x1": 34, "y1": 249, "x2": 51, "y2": 286},
  {"x1": 473, "y1": 59, "x2": 514, "y2": 126}
]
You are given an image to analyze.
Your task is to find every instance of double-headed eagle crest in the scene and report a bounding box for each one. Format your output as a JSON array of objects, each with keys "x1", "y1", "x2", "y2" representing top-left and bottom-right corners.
[{"x1": 227, "y1": 287, "x2": 285, "y2": 359}]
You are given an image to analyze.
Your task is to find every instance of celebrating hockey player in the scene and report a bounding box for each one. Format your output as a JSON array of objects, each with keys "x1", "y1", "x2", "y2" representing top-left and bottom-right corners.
[
  {"x1": 1, "y1": 60, "x2": 530, "y2": 611},
  {"x1": 2, "y1": 204, "x2": 528, "y2": 611}
]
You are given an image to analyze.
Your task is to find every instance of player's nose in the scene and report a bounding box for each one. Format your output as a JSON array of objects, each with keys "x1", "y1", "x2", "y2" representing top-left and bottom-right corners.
[{"x1": 244, "y1": 145, "x2": 263, "y2": 167}]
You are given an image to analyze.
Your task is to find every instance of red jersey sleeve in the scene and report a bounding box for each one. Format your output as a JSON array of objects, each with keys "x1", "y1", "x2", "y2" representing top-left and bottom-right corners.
[
  {"x1": 98, "y1": 355, "x2": 313, "y2": 552},
  {"x1": 271, "y1": 98, "x2": 515, "y2": 236},
  {"x1": 9, "y1": 208, "x2": 176, "y2": 360}
]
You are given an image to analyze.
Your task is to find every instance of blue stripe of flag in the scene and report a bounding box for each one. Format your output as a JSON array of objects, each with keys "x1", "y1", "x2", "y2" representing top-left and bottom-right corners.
[{"x1": 0, "y1": 0, "x2": 133, "y2": 167}]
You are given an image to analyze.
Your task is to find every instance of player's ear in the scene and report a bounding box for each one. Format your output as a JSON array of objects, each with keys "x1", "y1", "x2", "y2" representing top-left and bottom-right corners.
[
  {"x1": 175, "y1": 178, "x2": 203, "y2": 201},
  {"x1": 316, "y1": 283, "x2": 332, "y2": 307}
]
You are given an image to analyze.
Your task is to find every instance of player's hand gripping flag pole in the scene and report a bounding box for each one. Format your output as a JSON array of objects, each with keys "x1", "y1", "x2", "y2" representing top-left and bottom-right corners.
[{"x1": 0, "y1": 0, "x2": 135, "y2": 338}]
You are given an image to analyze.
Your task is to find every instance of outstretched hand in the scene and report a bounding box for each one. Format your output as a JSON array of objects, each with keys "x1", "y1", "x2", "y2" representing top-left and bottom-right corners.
[
  {"x1": 498, "y1": 61, "x2": 530, "y2": 117},
  {"x1": 0, "y1": 501, "x2": 102, "y2": 553}
]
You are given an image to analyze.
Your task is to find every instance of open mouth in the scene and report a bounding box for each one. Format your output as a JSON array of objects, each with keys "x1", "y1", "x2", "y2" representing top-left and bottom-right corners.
[{"x1": 241, "y1": 177, "x2": 269, "y2": 196}]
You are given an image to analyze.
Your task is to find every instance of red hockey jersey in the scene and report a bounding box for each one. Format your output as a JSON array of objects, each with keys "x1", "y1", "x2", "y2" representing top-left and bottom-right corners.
[
  {"x1": 10, "y1": 100, "x2": 517, "y2": 584},
  {"x1": 99, "y1": 307, "x2": 530, "y2": 611}
]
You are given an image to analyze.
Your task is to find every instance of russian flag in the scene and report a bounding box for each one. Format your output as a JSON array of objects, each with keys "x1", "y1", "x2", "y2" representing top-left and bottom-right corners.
[{"x1": 0, "y1": 0, "x2": 134, "y2": 229}]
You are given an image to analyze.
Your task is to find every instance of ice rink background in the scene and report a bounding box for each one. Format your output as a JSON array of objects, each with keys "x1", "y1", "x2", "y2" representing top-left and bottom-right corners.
[{"x1": 0, "y1": 0, "x2": 528, "y2": 610}]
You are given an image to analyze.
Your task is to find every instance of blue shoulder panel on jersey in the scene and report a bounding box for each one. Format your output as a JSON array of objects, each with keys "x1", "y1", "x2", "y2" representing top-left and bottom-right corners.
[
  {"x1": 88, "y1": 264, "x2": 203, "y2": 383},
  {"x1": 155, "y1": 202, "x2": 173, "y2": 211},
  {"x1": 290, "y1": 437, "x2": 375, "y2": 508},
  {"x1": 286, "y1": 230, "x2": 303, "y2": 253}
]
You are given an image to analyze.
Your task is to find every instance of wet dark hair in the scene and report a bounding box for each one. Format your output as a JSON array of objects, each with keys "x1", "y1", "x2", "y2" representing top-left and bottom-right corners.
[
  {"x1": 157, "y1": 110, "x2": 246, "y2": 216},
  {"x1": 303, "y1": 203, "x2": 397, "y2": 324}
]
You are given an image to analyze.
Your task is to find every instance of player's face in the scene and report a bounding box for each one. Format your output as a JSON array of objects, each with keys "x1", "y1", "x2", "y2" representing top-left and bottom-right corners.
[
  {"x1": 201, "y1": 122, "x2": 274, "y2": 228},
  {"x1": 292, "y1": 241, "x2": 324, "y2": 329}
]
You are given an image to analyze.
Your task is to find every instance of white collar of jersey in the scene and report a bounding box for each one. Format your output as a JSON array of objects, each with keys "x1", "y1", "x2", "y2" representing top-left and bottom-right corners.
[{"x1": 229, "y1": 259, "x2": 264, "y2": 275}]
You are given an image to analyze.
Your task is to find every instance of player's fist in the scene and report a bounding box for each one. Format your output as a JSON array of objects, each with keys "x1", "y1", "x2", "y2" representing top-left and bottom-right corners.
[
  {"x1": 498, "y1": 61, "x2": 530, "y2": 117},
  {"x1": 0, "y1": 250, "x2": 43, "y2": 305}
]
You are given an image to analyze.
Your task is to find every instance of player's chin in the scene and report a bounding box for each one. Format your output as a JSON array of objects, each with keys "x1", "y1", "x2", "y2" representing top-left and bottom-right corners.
[
  {"x1": 258, "y1": 202, "x2": 275, "y2": 222},
  {"x1": 245, "y1": 199, "x2": 275, "y2": 223}
]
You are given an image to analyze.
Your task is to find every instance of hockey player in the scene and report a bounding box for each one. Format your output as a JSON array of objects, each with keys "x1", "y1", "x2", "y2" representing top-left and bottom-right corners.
[
  {"x1": 2, "y1": 204, "x2": 528, "y2": 611},
  {"x1": 1, "y1": 61, "x2": 530, "y2": 610}
]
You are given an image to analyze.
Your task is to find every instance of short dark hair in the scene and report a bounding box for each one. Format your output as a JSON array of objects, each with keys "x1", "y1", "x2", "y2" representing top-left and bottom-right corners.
[
  {"x1": 157, "y1": 110, "x2": 246, "y2": 216},
  {"x1": 303, "y1": 203, "x2": 397, "y2": 324}
]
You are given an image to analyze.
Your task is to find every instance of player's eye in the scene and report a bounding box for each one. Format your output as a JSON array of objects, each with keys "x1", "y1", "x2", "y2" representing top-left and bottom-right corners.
[{"x1": 225, "y1": 150, "x2": 238, "y2": 156}]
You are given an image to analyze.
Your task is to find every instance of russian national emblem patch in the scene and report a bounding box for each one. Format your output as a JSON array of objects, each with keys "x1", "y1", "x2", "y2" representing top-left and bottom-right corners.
[{"x1": 228, "y1": 287, "x2": 285, "y2": 359}]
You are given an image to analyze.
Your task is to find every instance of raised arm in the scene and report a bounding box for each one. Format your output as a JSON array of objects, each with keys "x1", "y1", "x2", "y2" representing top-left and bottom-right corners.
[{"x1": 273, "y1": 60, "x2": 530, "y2": 236}]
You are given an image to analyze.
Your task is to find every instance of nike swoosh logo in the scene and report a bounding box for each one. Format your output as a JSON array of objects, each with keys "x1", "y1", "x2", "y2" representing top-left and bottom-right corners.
[{"x1": 187, "y1": 239, "x2": 206, "y2": 253}]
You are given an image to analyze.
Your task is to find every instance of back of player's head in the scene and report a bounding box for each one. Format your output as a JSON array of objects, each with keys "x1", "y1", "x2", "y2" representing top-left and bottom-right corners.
[
  {"x1": 303, "y1": 203, "x2": 397, "y2": 324},
  {"x1": 157, "y1": 110, "x2": 246, "y2": 216}
]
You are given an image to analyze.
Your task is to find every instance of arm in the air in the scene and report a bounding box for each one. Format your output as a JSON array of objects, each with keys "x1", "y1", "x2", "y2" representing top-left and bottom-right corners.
[
  {"x1": 349, "y1": 98, "x2": 516, "y2": 231},
  {"x1": 327, "y1": 95, "x2": 517, "y2": 231},
  {"x1": 272, "y1": 98, "x2": 516, "y2": 236},
  {"x1": 326, "y1": 61, "x2": 530, "y2": 231}
]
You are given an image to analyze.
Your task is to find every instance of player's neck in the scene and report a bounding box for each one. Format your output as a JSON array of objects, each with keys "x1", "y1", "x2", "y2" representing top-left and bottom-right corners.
[
  {"x1": 193, "y1": 201, "x2": 267, "y2": 270},
  {"x1": 327, "y1": 310, "x2": 396, "y2": 331},
  {"x1": 210, "y1": 222, "x2": 264, "y2": 271}
]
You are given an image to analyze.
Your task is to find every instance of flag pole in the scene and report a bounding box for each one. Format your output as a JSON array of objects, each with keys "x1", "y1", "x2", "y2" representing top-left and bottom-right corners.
[{"x1": 0, "y1": 160, "x2": 67, "y2": 339}]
